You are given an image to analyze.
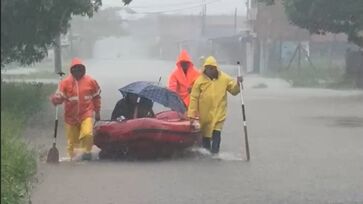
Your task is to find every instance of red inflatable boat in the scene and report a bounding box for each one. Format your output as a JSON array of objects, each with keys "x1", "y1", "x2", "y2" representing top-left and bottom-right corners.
[{"x1": 94, "y1": 111, "x2": 201, "y2": 159}]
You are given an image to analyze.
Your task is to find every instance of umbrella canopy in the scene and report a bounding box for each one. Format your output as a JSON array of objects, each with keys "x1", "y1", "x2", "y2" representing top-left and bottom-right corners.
[{"x1": 119, "y1": 81, "x2": 186, "y2": 113}]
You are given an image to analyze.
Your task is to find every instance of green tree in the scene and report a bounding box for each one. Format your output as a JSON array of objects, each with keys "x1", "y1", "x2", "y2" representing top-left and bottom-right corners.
[
  {"x1": 1, "y1": 0, "x2": 133, "y2": 67},
  {"x1": 1, "y1": 0, "x2": 101, "y2": 66},
  {"x1": 258, "y1": 0, "x2": 363, "y2": 47}
]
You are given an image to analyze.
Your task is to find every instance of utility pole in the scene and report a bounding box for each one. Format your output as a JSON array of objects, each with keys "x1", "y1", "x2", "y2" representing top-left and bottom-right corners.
[
  {"x1": 69, "y1": 25, "x2": 74, "y2": 58},
  {"x1": 54, "y1": 34, "x2": 62, "y2": 74},
  {"x1": 297, "y1": 42, "x2": 301, "y2": 70},
  {"x1": 201, "y1": 0, "x2": 206, "y2": 36},
  {"x1": 245, "y1": 0, "x2": 256, "y2": 73}
]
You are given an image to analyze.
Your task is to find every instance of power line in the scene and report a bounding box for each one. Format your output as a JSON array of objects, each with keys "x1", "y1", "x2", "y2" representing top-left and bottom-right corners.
[
  {"x1": 130, "y1": 0, "x2": 222, "y2": 14},
  {"x1": 129, "y1": 1, "x2": 200, "y2": 9}
]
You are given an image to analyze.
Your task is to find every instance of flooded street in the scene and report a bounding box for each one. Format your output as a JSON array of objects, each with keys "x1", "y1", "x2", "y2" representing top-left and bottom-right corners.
[
  {"x1": 30, "y1": 59, "x2": 363, "y2": 204},
  {"x1": 3, "y1": 0, "x2": 363, "y2": 203}
]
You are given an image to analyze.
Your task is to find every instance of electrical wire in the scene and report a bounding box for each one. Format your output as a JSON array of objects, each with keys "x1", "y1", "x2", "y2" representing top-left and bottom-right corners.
[
  {"x1": 129, "y1": 0, "x2": 222, "y2": 14},
  {"x1": 129, "y1": 0, "x2": 201, "y2": 9}
]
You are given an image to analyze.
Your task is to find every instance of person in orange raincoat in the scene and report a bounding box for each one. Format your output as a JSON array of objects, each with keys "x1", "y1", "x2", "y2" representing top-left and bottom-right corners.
[
  {"x1": 50, "y1": 58, "x2": 101, "y2": 160},
  {"x1": 168, "y1": 49, "x2": 200, "y2": 107}
]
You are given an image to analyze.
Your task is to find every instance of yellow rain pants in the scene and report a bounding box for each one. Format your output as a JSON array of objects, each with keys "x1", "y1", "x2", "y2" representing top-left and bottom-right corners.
[{"x1": 65, "y1": 117, "x2": 93, "y2": 158}]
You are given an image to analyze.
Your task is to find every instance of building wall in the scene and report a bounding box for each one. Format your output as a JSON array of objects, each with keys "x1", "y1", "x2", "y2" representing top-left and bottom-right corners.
[
  {"x1": 254, "y1": 0, "x2": 358, "y2": 73},
  {"x1": 346, "y1": 50, "x2": 363, "y2": 88}
]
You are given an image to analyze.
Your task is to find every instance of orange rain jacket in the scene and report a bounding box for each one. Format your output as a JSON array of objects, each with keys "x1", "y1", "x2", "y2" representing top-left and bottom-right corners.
[
  {"x1": 168, "y1": 50, "x2": 200, "y2": 107},
  {"x1": 51, "y1": 58, "x2": 101, "y2": 125}
]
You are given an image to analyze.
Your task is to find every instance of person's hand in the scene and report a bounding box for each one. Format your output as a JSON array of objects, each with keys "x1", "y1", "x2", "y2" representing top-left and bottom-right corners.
[
  {"x1": 237, "y1": 76, "x2": 243, "y2": 83},
  {"x1": 50, "y1": 94, "x2": 63, "y2": 106},
  {"x1": 117, "y1": 116, "x2": 125, "y2": 121},
  {"x1": 95, "y1": 111, "x2": 101, "y2": 121},
  {"x1": 192, "y1": 120, "x2": 200, "y2": 129},
  {"x1": 189, "y1": 118, "x2": 195, "y2": 127},
  {"x1": 190, "y1": 118, "x2": 200, "y2": 129}
]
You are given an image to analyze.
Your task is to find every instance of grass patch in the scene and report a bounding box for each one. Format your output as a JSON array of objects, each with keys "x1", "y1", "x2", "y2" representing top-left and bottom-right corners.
[
  {"x1": 252, "y1": 83, "x2": 268, "y2": 89},
  {"x1": 2, "y1": 59, "x2": 70, "y2": 80},
  {"x1": 2, "y1": 71, "x2": 59, "y2": 80},
  {"x1": 1, "y1": 82, "x2": 55, "y2": 204},
  {"x1": 265, "y1": 62, "x2": 356, "y2": 89}
]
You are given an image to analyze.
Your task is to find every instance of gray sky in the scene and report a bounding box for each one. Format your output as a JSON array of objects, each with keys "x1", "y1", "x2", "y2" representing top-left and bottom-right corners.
[{"x1": 102, "y1": 0, "x2": 247, "y2": 16}]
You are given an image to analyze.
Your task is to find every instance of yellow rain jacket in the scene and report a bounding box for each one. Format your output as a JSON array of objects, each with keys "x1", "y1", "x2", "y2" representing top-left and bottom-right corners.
[{"x1": 188, "y1": 56, "x2": 240, "y2": 138}]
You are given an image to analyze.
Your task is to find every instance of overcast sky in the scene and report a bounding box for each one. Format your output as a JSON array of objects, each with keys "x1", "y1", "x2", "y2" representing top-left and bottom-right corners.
[{"x1": 102, "y1": 0, "x2": 248, "y2": 16}]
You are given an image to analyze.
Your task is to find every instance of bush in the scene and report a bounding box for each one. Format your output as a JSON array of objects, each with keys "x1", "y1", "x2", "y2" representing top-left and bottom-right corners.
[
  {"x1": 1, "y1": 112, "x2": 37, "y2": 204},
  {"x1": 1, "y1": 82, "x2": 55, "y2": 204},
  {"x1": 268, "y1": 62, "x2": 348, "y2": 88}
]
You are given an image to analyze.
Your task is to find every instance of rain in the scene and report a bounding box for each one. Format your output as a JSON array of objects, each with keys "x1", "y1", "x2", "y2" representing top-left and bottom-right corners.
[{"x1": 1, "y1": 0, "x2": 363, "y2": 203}]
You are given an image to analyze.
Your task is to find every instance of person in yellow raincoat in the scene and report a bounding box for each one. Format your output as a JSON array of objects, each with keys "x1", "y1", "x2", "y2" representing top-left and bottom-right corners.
[{"x1": 188, "y1": 56, "x2": 243, "y2": 154}]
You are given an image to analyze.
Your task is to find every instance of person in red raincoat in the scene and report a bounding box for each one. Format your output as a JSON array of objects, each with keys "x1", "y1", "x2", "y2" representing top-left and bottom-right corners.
[
  {"x1": 167, "y1": 49, "x2": 200, "y2": 107},
  {"x1": 50, "y1": 58, "x2": 101, "y2": 160}
]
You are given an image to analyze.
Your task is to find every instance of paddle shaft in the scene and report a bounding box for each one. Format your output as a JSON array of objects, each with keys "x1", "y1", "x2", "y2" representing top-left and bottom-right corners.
[
  {"x1": 53, "y1": 107, "x2": 59, "y2": 145},
  {"x1": 237, "y1": 61, "x2": 250, "y2": 161},
  {"x1": 53, "y1": 72, "x2": 65, "y2": 145}
]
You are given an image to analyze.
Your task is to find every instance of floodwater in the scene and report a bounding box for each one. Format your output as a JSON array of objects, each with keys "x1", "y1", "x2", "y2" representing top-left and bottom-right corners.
[{"x1": 29, "y1": 58, "x2": 363, "y2": 204}]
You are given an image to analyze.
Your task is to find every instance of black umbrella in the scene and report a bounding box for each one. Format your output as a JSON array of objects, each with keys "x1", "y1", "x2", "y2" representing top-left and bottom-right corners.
[{"x1": 119, "y1": 81, "x2": 186, "y2": 113}]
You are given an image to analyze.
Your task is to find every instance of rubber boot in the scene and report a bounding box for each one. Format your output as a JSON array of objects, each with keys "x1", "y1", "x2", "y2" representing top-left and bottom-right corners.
[
  {"x1": 211, "y1": 130, "x2": 221, "y2": 154},
  {"x1": 202, "y1": 137, "x2": 211, "y2": 151}
]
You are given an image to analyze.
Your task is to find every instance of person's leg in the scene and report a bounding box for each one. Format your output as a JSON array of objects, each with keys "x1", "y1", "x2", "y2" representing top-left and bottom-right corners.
[
  {"x1": 211, "y1": 130, "x2": 221, "y2": 154},
  {"x1": 65, "y1": 123, "x2": 80, "y2": 158},
  {"x1": 79, "y1": 117, "x2": 93, "y2": 160},
  {"x1": 202, "y1": 137, "x2": 211, "y2": 151}
]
